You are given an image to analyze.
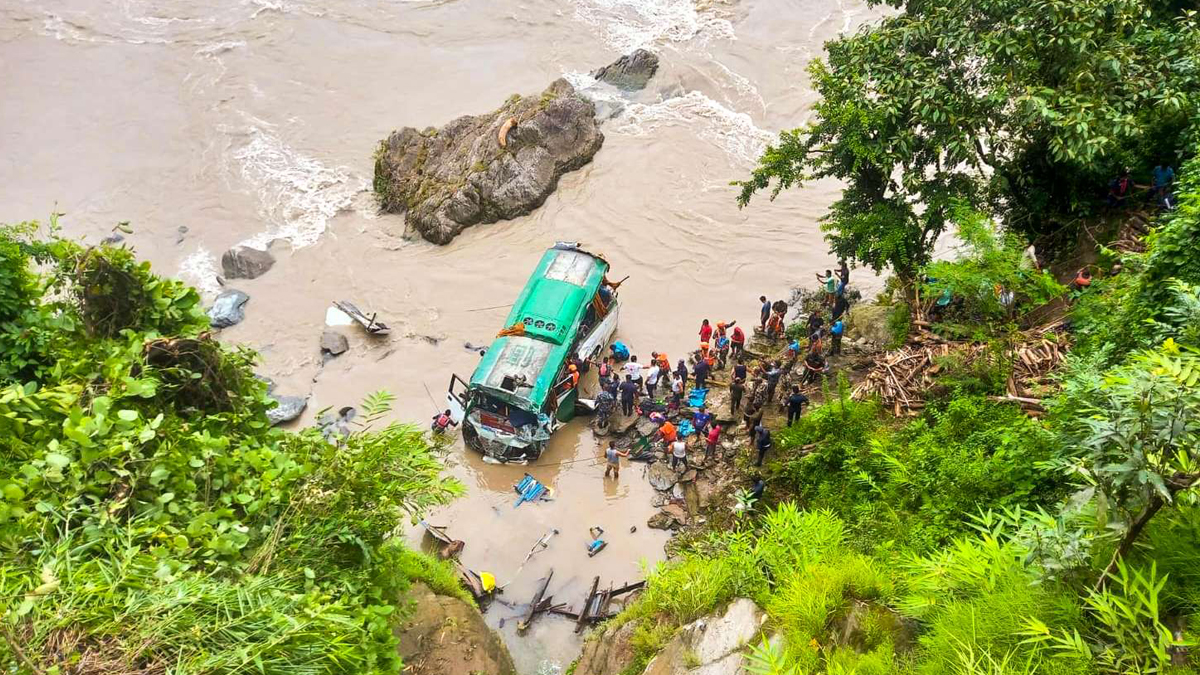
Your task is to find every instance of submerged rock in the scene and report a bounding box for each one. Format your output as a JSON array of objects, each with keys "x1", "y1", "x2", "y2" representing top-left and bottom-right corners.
[
  {"x1": 592, "y1": 49, "x2": 660, "y2": 91},
  {"x1": 208, "y1": 289, "x2": 249, "y2": 329},
  {"x1": 267, "y1": 394, "x2": 307, "y2": 425},
  {"x1": 320, "y1": 330, "x2": 349, "y2": 357},
  {"x1": 397, "y1": 582, "x2": 516, "y2": 675},
  {"x1": 373, "y1": 78, "x2": 604, "y2": 244},
  {"x1": 221, "y1": 246, "x2": 275, "y2": 280}
]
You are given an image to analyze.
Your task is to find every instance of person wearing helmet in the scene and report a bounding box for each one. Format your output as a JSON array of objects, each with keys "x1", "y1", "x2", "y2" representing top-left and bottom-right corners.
[{"x1": 567, "y1": 363, "x2": 580, "y2": 390}]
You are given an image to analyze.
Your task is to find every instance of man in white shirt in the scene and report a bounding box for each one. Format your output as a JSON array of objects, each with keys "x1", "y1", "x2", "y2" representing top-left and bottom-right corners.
[
  {"x1": 644, "y1": 363, "x2": 661, "y2": 398},
  {"x1": 623, "y1": 355, "x2": 644, "y2": 393}
]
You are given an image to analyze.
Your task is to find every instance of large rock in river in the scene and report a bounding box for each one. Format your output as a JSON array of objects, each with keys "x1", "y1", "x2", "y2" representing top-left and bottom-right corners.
[
  {"x1": 592, "y1": 49, "x2": 660, "y2": 91},
  {"x1": 373, "y1": 78, "x2": 604, "y2": 244}
]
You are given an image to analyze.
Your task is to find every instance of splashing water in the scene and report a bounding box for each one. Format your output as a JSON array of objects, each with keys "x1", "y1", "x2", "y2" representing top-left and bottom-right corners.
[
  {"x1": 615, "y1": 91, "x2": 774, "y2": 164},
  {"x1": 231, "y1": 125, "x2": 368, "y2": 249},
  {"x1": 571, "y1": 0, "x2": 735, "y2": 53}
]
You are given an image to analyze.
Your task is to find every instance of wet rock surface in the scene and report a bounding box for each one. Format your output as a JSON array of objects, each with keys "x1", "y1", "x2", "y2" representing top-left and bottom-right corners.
[
  {"x1": 374, "y1": 78, "x2": 603, "y2": 245},
  {"x1": 266, "y1": 394, "x2": 307, "y2": 425},
  {"x1": 208, "y1": 289, "x2": 249, "y2": 329},
  {"x1": 320, "y1": 329, "x2": 349, "y2": 357},
  {"x1": 396, "y1": 582, "x2": 517, "y2": 675},
  {"x1": 221, "y1": 245, "x2": 275, "y2": 280},
  {"x1": 592, "y1": 49, "x2": 660, "y2": 91}
]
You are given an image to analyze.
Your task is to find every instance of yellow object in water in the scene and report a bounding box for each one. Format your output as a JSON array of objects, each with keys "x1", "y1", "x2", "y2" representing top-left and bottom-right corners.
[{"x1": 480, "y1": 572, "x2": 496, "y2": 592}]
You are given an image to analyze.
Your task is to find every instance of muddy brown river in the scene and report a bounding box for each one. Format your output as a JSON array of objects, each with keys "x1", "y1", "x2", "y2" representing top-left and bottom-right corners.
[{"x1": 0, "y1": 0, "x2": 879, "y2": 670}]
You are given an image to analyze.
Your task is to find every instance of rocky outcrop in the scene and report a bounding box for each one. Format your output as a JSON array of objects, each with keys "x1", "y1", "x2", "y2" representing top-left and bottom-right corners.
[
  {"x1": 574, "y1": 620, "x2": 639, "y2": 675},
  {"x1": 845, "y1": 302, "x2": 894, "y2": 349},
  {"x1": 397, "y1": 582, "x2": 517, "y2": 675},
  {"x1": 208, "y1": 289, "x2": 249, "y2": 329},
  {"x1": 593, "y1": 49, "x2": 660, "y2": 91},
  {"x1": 221, "y1": 246, "x2": 275, "y2": 280},
  {"x1": 373, "y1": 78, "x2": 604, "y2": 244},
  {"x1": 642, "y1": 598, "x2": 767, "y2": 675}
]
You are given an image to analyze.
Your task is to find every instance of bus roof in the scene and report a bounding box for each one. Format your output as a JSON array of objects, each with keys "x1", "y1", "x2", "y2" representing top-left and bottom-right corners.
[
  {"x1": 502, "y1": 246, "x2": 608, "y2": 345},
  {"x1": 470, "y1": 244, "x2": 609, "y2": 409}
]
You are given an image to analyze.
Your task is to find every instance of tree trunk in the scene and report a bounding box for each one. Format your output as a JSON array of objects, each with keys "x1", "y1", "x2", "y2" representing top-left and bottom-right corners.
[{"x1": 1096, "y1": 495, "x2": 1166, "y2": 592}]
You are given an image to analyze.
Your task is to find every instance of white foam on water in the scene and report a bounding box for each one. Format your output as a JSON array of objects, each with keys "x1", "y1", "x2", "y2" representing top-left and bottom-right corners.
[
  {"x1": 571, "y1": 0, "x2": 735, "y2": 53},
  {"x1": 179, "y1": 248, "x2": 222, "y2": 297},
  {"x1": 196, "y1": 40, "x2": 246, "y2": 56},
  {"x1": 615, "y1": 90, "x2": 774, "y2": 164},
  {"x1": 232, "y1": 125, "x2": 368, "y2": 250}
]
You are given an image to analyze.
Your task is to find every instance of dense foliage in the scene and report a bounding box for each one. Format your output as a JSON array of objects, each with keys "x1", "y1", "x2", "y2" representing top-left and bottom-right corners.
[
  {"x1": 0, "y1": 221, "x2": 463, "y2": 674},
  {"x1": 736, "y1": 0, "x2": 1200, "y2": 281},
  {"x1": 606, "y1": 128, "x2": 1200, "y2": 675}
]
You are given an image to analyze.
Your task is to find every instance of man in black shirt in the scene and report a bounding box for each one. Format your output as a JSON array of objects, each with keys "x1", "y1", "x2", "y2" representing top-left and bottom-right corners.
[
  {"x1": 693, "y1": 357, "x2": 711, "y2": 390},
  {"x1": 617, "y1": 375, "x2": 639, "y2": 416},
  {"x1": 786, "y1": 386, "x2": 809, "y2": 426},
  {"x1": 729, "y1": 377, "x2": 745, "y2": 415}
]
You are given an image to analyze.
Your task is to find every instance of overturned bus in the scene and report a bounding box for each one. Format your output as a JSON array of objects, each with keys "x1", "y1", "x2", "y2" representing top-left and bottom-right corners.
[{"x1": 446, "y1": 243, "x2": 620, "y2": 462}]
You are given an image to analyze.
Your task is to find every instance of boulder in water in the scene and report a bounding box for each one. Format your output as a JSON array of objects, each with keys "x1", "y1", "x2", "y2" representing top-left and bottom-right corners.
[
  {"x1": 320, "y1": 330, "x2": 349, "y2": 357},
  {"x1": 208, "y1": 289, "x2": 249, "y2": 329},
  {"x1": 221, "y1": 246, "x2": 275, "y2": 280},
  {"x1": 647, "y1": 462, "x2": 678, "y2": 491},
  {"x1": 373, "y1": 78, "x2": 604, "y2": 245},
  {"x1": 592, "y1": 49, "x2": 660, "y2": 91},
  {"x1": 267, "y1": 394, "x2": 307, "y2": 426}
]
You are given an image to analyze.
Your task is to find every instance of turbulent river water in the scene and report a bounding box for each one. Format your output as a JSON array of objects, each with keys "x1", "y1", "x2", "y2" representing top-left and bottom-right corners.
[{"x1": 1, "y1": 0, "x2": 878, "y2": 670}]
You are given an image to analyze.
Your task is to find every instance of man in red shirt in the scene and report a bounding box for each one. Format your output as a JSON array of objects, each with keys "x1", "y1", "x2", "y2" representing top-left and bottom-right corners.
[
  {"x1": 729, "y1": 325, "x2": 746, "y2": 358},
  {"x1": 699, "y1": 319, "x2": 713, "y2": 343},
  {"x1": 704, "y1": 424, "x2": 722, "y2": 462}
]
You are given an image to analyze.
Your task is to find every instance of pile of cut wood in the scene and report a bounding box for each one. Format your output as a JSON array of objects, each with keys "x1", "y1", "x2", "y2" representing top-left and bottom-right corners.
[{"x1": 851, "y1": 323, "x2": 1069, "y2": 417}]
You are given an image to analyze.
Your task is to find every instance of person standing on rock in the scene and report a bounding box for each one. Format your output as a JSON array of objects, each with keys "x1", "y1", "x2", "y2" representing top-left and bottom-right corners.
[
  {"x1": 730, "y1": 324, "x2": 746, "y2": 358},
  {"x1": 618, "y1": 375, "x2": 638, "y2": 417},
  {"x1": 838, "y1": 259, "x2": 850, "y2": 287},
  {"x1": 693, "y1": 356, "x2": 710, "y2": 391},
  {"x1": 765, "y1": 362, "x2": 783, "y2": 401},
  {"x1": 786, "y1": 386, "x2": 810, "y2": 426},
  {"x1": 644, "y1": 362, "x2": 661, "y2": 399},
  {"x1": 675, "y1": 358, "x2": 689, "y2": 391},
  {"x1": 669, "y1": 374, "x2": 684, "y2": 411},
  {"x1": 744, "y1": 404, "x2": 763, "y2": 440},
  {"x1": 624, "y1": 355, "x2": 644, "y2": 393},
  {"x1": 830, "y1": 318, "x2": 845, "y2": 356},
  {"x1": 759, "y1": 295, "x2": 771, "y2": 331},
  {"x1": 604, "y1": 442, "x2": 630, "y2": 479},
  {"x1": 705, "y1": 424, "x2": 722, "y2": 462},
  {"x1": 692, "y1": 406, "x2": 713, "y2": 436},
  {"x1": 754, "y1": 424, "x2": 773, "y2": 468},
  {"x1": 730, "y1": 377, "x2": 745, "y2": 415},
  {"x1": 670, "y1": 438, "x2": 689, "y2": 471},
  {"x1": 699, "y1": 319, "x2": 713, "y2": 344}
]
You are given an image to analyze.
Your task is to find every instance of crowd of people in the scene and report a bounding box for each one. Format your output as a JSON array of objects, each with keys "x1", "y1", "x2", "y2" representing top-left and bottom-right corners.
[{"x1": 597, "y1": 261, "x2": 857, "y2": 481}]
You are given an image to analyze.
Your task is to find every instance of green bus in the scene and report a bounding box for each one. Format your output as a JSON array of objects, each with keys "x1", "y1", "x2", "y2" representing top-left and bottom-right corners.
[{"x1": 447, "y1": 243, "x2": 620, "y2": 462}]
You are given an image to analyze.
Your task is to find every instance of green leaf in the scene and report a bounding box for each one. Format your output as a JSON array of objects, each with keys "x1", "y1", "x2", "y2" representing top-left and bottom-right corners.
[
  {"x1": 45, "y1": 452, "x2": 70, "y2": 469},
  {"x1": 117, "y1": 409, "x2": 138, "y2": 422}
]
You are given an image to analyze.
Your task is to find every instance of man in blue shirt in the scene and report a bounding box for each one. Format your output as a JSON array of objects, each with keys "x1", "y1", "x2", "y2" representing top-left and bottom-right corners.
[
  {"x1": 830, "y1": 319, "x2": 845, "y2": 355},
  {"x1": 1153, "y1": 165, "x2": 1176, "y2": 209},
  {"x1": 692, "y1": 406, "x2": 714, "y2": 436},
  {"x1": 759, "y1": 295, "x2": 771, "y2": 331}
]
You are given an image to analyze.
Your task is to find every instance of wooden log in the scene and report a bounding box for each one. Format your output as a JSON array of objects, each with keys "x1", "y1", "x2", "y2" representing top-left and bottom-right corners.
[
  {"x1": 575, "y1": 575, "x2": 601, "y2": 634},
  {"x1": 518, "y1": 569, "x2": 554, "y2": 633}
]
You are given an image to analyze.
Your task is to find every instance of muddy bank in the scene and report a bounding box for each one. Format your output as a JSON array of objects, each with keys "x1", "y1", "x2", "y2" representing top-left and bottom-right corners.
[{"x1": 398, "y1": 583, "x2": 517, "y2": 675}]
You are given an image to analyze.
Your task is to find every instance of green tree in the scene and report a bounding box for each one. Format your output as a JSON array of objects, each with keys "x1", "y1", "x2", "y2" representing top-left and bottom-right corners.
[{"x1": 736, "y1": 0, "x2": 1200, "y2": 279}]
